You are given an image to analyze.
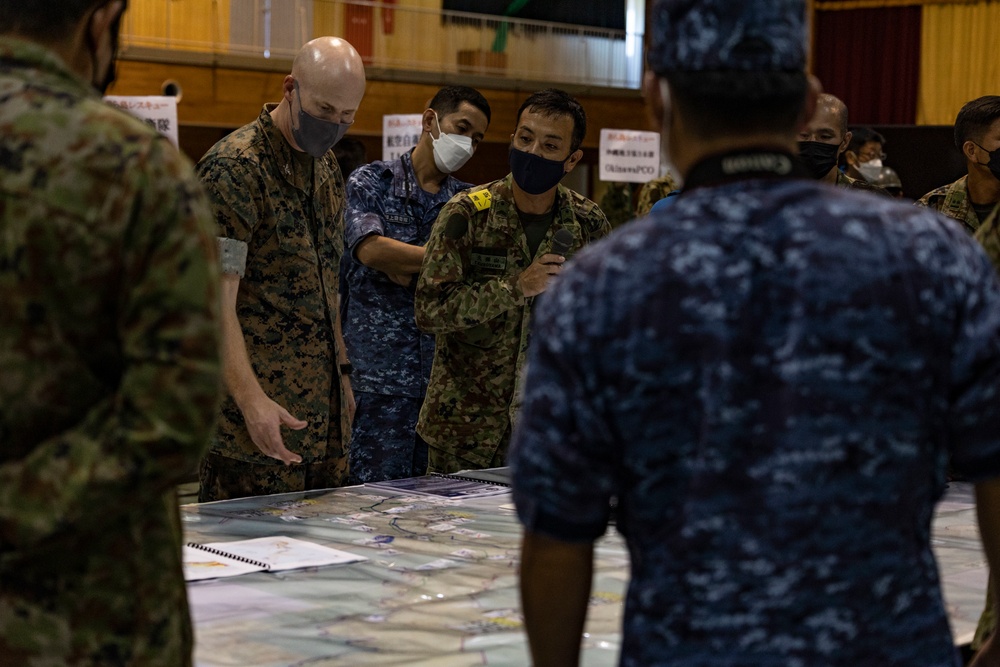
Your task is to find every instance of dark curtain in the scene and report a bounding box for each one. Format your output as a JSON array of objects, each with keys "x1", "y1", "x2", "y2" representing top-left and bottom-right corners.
[{"x1": 812, "y1": 6, "x2": 921, "y2": 125}]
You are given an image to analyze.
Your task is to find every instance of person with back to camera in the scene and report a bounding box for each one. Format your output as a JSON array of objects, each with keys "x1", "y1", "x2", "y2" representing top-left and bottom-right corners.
[
  {"x1": 509, "y1": 1, "x2": 1000, "y2": 665},
  {"x1": 0, "y1": 0, "x2": 221, "y2": 662}
]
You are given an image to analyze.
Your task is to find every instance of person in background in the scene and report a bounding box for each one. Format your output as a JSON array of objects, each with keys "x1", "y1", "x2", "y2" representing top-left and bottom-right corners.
[
  {"x1": 342, "y1": 86, "x2": 491, "y2": 483},
  {"x1": 874, "y1": 166, "x2": 905, "y2": 198},
  {"x1": 918, "y1": 96, "x2": 1000, "y2": 236},
  {"x1": 599, "y1": 181, "x2": 635, "y2": 228},
  {"x1": 197, "y1": 37, "x2": 365, "y2": 501},
  {"x1": 415, "y1": 88, "x2": 611, "y2": 475},
  {"x1": 510, "y1": 1, "x2": 1000, "y2": 665},
  {"x1": 0, "y1": 0, "x2": 221, "y2": 663},
  {"x1": 844, "y1": 126, "x2": 887, "y2": 183},
  {"x1": 635, "y1": 171, "x2": 681, "y2": 215},
  {"x1": 798, "y1": 93, "x2": 889, "y2": 196}
]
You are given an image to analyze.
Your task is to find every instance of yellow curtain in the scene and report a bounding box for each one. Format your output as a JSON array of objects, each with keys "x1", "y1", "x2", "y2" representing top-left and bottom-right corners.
[
  {"x1": 122, "y1": 0, "x2": 229, "y2": 52},
  {"x1": 816, "y1": 0, "x2": 984, "y2": 8},
  {"x1": 917, "y1": 1, "x2": 1000, "y2": 124}
]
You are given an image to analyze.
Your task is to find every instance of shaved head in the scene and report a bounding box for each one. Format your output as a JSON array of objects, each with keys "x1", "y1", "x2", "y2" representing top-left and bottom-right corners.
[
  {"x1": 292, "y1": 37, "x2": 366, "y2": 95},
  {"x1": 288, "y1": 37, "x2": 366, "y2": 125},
  {"x1": 272, "y1": 37, "x2": 367, "y2": 155},
  {"x1": 815, "y1": 93, "x2": 848, "y2": 136}
]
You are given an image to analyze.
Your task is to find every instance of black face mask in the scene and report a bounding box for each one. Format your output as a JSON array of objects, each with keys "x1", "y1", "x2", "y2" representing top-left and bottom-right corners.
[
  {"x1": 509, "y1": 146, "x2": 567, "y2": 195},
  {"x1": 88, "y1": 2, "x2": 124, "y2": 95},
  {"x1": 797, "y1": 141, "x2": 840, "y2": 180},
  {"x1": 973, "y1": 142, "x2": 1000, "y2": 182}
]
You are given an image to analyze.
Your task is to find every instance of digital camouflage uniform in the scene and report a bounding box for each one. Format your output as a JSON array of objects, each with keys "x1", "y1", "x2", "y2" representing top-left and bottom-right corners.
[
  {"x1": 197, "y1": 106, "x2": 349, "y2": 500},
  {"x1": 916, "y1": 175, "x2": 982, "y2": 235},
  {"x1": 635, "y1": 172, "x2": 681, "y2": 215},
  {"x1": 598, "y1": 181, "x2": 634, "y2": 228},
  {"x1": 835, "y1": 169, "x2": 892, "y2": 197},
  {"x1": 0, "y1": 37, "x2": 220, "y2": 666},
  {"x1": 342, "y1": 151, "x2": 470, "y2": 482},
  {"x1": 511, "y1": 157, "x2": 1000, "y2": 667},
  {"x1": 415, "y1": 174, "x2": 610, "y2": 473},
  {"x1": 970, "y1": 200, "x2": 1000, "y2": 652}
]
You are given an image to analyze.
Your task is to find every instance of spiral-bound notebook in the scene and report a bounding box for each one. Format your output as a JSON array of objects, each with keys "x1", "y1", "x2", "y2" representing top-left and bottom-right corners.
[
  {"x1": 365, "y1": 472, "x2": 510, "y2": 499},
  {"x1": 183, "y1": 535, "x2": 366, "y2": 582}
]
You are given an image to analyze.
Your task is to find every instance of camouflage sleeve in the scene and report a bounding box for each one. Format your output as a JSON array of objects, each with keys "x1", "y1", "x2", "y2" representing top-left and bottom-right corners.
[
  {"x1": 945, "y1": 223, "x2": 1000, "y2": 480},
  {"x1": 196, "y1": 153, "x2": 264, "y2": 266},
  {"x1": 973, "y1": 204, "x2": 1000, "y2": 274},
  {"x1": 0, "y1": 139, "x2": 221, "y2": 547},
  {"x1": 414, "y1": 194, "x2": 525, "y2": 334},
  {"x1": 581, "y1": 203, "x2": 612, "y2": 245},
  {"x1": 345, "y1": 163, "x2": 387, "y2": 255}
]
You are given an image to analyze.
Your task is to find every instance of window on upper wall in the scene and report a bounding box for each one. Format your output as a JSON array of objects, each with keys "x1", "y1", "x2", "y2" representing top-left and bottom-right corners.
[{"x1": 442, "y1": 0, "x2": 626, "y2": 32}]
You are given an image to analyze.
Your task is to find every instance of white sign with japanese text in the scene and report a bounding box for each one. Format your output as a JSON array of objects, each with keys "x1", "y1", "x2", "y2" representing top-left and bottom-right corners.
[
  {"x1": 599, "y1": 129, "x2": 660, "y2": 183},
  {"x1": 382, "y1": 114, "x2": 423, "y2": 162},
  {"x1": 103, "y1": 96, "x2": 179, "y2": 148}
]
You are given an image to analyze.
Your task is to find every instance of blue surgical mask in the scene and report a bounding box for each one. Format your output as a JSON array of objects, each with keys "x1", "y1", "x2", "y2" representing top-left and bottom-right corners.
[
  {"x1": 292, "y1": 82, "x2": 351, "y2": 158},
  {"x1": 509, "y1": 146, "x2": 567, "y2": 195}
]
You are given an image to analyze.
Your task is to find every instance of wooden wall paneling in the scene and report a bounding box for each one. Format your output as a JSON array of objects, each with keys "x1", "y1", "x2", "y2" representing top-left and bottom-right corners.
[{"x1": 113, "y1": 60, "x2": 649, "y2": 146}]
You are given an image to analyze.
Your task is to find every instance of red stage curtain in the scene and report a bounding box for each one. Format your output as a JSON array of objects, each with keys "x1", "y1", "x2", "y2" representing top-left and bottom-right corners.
[{"x1": 812, "y1": 6, "x2": 922, "y2": 125}]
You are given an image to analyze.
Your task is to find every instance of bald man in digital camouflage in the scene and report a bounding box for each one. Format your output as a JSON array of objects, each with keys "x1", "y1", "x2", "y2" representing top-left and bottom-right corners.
[{"x1": 197, "y1": 37, "x2": 366, "y2": 501}]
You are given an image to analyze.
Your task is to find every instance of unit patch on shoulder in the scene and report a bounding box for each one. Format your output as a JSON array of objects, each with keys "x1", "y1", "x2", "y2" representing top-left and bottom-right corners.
[{"x1": 468, "y1": 189, "x2": 492, "y2": 212}]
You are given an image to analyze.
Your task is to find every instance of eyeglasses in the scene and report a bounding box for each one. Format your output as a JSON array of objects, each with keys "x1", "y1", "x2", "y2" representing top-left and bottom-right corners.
[{"x1": 857, "y1": 151, "x2": 887, "y2": 162}]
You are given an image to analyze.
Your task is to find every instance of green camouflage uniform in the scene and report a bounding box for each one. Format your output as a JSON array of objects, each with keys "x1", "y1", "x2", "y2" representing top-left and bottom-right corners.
[
  {"x1": 635, "y1": 173, "x2": 680, "y2": 215},
  {"x1": 970, "y1": 200, "x2": 1000, "y2": 652},
  {"x1": 835, "y1": 170, "x2": 892, "y2": 197},
  {"x1": 414, "y1": 175, "x2": 610, "y2": 473},
  {"x1": 916, "y1": 175, "x2": 981, "y2": 235},
  {"x1": 599, "y1": 182, "x2": 634, "y2": 228},
  {"x1": 196, "y1": 106, "x2": 349, "y2": 500},
  {"x1": 0, "y1": 37, "x2": 220, "y2": 666}
]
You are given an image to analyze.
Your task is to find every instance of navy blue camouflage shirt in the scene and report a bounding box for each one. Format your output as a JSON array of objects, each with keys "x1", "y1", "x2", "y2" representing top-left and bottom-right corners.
[
  {"x1": 342, "y1": 151, "x2": 470, "y2": 396},
  {"x1": 511, "y1": 173, "x2": 1000, "y2": 666}
]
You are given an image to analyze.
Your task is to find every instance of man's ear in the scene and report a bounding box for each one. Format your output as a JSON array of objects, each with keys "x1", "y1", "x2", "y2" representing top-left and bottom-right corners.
[
  {"x1": 563, "y1": 149, "x2": 584, "y2": 174},
  {"x1": 88, "y1": 1, "x2": 124, "y2": 48},
  {"x1": 421, "y1": 108, "x2": 438, "y2": 135},
  {"x1": 963, "y1": 140, "x2": 981, "y2": 163},
  {"x1": 844, "y1": 150, "x2": 858, "y2": 167},
  {"x1": 839, "y1": 130, "x2": 853, "y2": 156},
  {"x1": 281, "y1": 75, "x2": 296, "y2": 104}
]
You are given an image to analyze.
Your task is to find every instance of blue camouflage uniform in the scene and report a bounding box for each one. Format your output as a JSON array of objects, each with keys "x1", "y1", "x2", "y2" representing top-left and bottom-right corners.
[
  {"x1": 512, "y1": 169, "x2": 1000, "y2": 667},
  {"x1": 342, "y1": 150, "x2": 470, "y2": 482},
  {"x1": 511, "y1": 1, "x2": 1000, "y2": 665}
]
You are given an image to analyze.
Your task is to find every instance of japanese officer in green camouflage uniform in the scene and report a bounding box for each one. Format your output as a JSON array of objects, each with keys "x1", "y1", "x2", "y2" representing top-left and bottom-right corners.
[
  {"x1": 415, "y1": 89, "x2": 611, "y2": 474},
  {"x1": 0, "y1": 0, "x2": 221, "y2": 664}
]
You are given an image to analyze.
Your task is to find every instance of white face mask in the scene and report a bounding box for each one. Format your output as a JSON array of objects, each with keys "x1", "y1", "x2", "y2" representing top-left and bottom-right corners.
[
  {"x1": 430, "y1": 111, "x2": 475, "y2": 174},
  {"x1": 857, "y1": 158, "x2": 883, "y2": 182}
]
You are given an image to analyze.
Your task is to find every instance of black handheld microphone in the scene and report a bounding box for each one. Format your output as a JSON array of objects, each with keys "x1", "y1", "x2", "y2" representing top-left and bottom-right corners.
[{"x1": 550, "y1": 228, "x2": 574, "y2": 257}]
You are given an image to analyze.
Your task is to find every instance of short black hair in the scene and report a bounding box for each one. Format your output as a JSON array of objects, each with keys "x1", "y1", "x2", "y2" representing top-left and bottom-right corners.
[
  {"x1": 954, "y1": 96, "x2": 1000, "y2": 151},
  {"x1": 429, "y1": 86, "x2": 491, "y2": 125},
  {"x1": 847, "y1": 127, "x2": 885, "y2": 153},
  {"x1": 0, "y1": 0, "x2": 121, "y2": 40},
  {"x1": 516, "y1": 88, "x2": 587, "y2": 153},
  {"x1": 665, "y1": 70, "x2": 808, "y2": 139}
]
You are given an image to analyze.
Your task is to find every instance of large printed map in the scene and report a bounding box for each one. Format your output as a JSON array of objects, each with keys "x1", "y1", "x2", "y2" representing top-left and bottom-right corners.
[{"x1": 184, "y1": 487, "x2": 629, "y2": 666}]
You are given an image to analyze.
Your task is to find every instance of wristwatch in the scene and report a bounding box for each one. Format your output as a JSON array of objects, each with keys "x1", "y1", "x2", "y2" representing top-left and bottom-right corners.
[{"x1": 339, "y1": 363, "x2": 353, "y2": 376}]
